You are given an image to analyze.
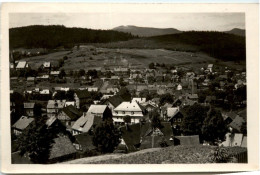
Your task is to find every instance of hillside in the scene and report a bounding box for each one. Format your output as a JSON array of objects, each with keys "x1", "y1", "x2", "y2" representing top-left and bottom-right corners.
[
  {"x1": 65, "y1": 145, "x2": 247, "y2": 164},
  {"x1": 112, "y1": 25, "x2": 181, "y2": 37},
  {"x1": 225, "y1": 28, "x2": 245, "y2": 37},
  {"x1": 9, "y1": 25, "x2": 136, "y2": 49},
  {"x1": 97, "y1": 31, "x2": 246, "y2": 61}
]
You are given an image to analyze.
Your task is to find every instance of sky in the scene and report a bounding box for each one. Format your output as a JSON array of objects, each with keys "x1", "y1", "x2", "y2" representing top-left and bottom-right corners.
[{"x1": 9, "y1": 13, "x2": 245, "y2": 31}]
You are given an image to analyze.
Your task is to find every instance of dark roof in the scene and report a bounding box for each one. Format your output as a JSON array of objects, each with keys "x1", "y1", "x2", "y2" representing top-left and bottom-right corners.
[
  {"x1": 140, "y1": 122, "x2": 152, "y2": 138},
  {"x1": 120, "y1": 124, "x2": 141, "y2": 151},
  {"x1": 160, "y1": 122, "x2": 173, "y2": 140},
  {"x1": 74, "y1": 132, "x2": 95, "y2": 152},
  {"x1": 75, "y1": 90, "x2": 91, "y2": 99},
  {"x1": 174, "y1": 135, "x2": 200, "y2": 145},
  {"x1": 107, "y1": 95, "x2": 124, "y2": 107},
  {"x1": 62, "y1": 105, "x2": 82, "y2": 120},
  {"x1": 229, "y1": 116, "x2": 245, "y2": 132},
  {"x1": 49, "y1": 135, "x2": 77, "y2": 160}
]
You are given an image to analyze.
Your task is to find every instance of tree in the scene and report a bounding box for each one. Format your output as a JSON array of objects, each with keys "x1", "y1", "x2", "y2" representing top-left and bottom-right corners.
[
  {"x1": 159, "y1": 93, "x2": 173, "y2": 105},
  {"x1": 181, "y1": 104, "x2": 208, "y2": 137},
  {"x1": 17, "y1": 117, "x2": 56, "y2": 163},
  {"x1": 123, "y1": 115, "x2": 131, "y2": 125},
  {"x1": 149, "y1": 109, "x2": 163, "y2": 130},
  {"x1": 33, "y1": 103, "x2": 42, "y2": 117},
  {"x1": 202, "y1": 108, "x2": 227, "y2": 144},
  {"x1": 59, "y1": 69, "x2": 66, "y2": 79},
  {"x1": 149, "y1": 62, "x2": 155, "y2": 69},
  {"x1": 78, "y1": 69, "x2": 85, "y2": 77},
  {"x1": 118, "y1": 87, "x2": 131, "y2": 101},
  {"x1": 240, "y1": 121, "x2": 247, "y2": 136},
  {"x1": 92, "y1": 121, "x2": 121, "y2": 153}
]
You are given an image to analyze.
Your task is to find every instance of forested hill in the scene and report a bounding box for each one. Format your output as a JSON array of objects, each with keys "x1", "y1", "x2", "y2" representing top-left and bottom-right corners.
[
  {"x1": 150, "y1": 31, "x2": 246, "y2": 61},
  {"x1": 9, "y1": 25, "x2": 136, "y2": 49}
]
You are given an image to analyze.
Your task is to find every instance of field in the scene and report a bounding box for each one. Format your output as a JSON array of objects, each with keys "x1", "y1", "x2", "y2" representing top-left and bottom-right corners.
[
  {"x1": 64, "y1": 145, "x2": 247, "y2": 164},
  {"x1": 20, "y1": 45, "x2": 218, "y2": 71}
]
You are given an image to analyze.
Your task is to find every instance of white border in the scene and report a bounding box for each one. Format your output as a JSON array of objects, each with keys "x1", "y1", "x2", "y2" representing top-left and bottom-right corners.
[{"x1": 1, "y1": 3, "x2": 259, "y2": 173}]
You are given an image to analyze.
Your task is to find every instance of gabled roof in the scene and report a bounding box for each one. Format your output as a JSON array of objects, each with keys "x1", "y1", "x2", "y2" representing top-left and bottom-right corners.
[
  {"x1": 159, "y1": 122, "x2": 173, "y2": 140},
  {"x1": 167, "y1": 107, "x2": 179, "y2": 118},
  {"x1": 46, "y1": 116, "x2": 57, "y2": 128},
  {"x1": 27, "y1": 77, "x2": 35, "y2": 81},
  {"x1": 72, "y1": 112, "x2": 101, "y2": 133},
  {"x1": 229, "y1": 116, "x2": 245, "y2": 132},
  {"x1": 16, "y1": 61, "x2": 27, "y2": 69},
  {"x1": 75, "y1": 90, "x2": 90, "y2": 99},
  {"x1": 24, "y1": 102, "x2": 35, "y2": 109},
  {"x1": 114, "y1": 101, "x2": 143, "y2": 112},
  {"x1": 87, "y1": 105, "x2": 107, "y2": 115},
  {"x1": 120, "y1": 124, "x2": 141, "y2": 151},
  {"x1": 49, "y1": 135, "x2": 77, "y2": 160},
  {"x1": 74, "y1": 133, "x2": 95, "y2": 152},
  {"x1": 62, "y1": 105, "x2": 82, "y2": 120},
  {"x1": 12, "y1": 116, "x2": 34, "y2": 130},
  {"x1": 106, "y1": 95, "x2": 124, "y2": 108}
]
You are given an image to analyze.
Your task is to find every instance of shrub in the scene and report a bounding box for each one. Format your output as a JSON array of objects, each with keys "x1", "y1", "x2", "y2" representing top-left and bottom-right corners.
[{"x1": 210, "y1": 146, "x2": 230, "y2": 163}]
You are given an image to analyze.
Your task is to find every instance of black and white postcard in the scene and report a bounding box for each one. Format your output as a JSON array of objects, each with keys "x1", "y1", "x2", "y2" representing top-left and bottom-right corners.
[{"x1": 0, "y1": 3, "x2": 259, "y2": 173}]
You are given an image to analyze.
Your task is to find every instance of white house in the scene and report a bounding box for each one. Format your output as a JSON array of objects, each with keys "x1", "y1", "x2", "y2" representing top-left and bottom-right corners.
[{"x1": 113, "y1": 101, "x2": 145, "y2": 125}]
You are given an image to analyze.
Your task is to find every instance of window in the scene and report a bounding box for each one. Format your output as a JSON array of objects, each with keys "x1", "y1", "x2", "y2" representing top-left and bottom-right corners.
[
  {"x1": 122, "y1": 111, "x2": 125, "y2": 114},
  {"x1": 173, "y1": 118, "x2": 176, "y2": 122},
  {"x1": 131, "y1": 112, "x2": 134, "y2": 115},
  {"x1": 178, "y1": 118, "x2": 181, "y2": 122}
]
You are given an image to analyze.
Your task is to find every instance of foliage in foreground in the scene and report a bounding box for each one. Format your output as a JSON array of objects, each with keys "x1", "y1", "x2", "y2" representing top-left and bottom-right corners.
[
  {"x1": 92, "y1": 121, "x2": 121, "y2": 153},
  {"x1": 17, "y1": 117, "x2": 56, "y2": 163}
]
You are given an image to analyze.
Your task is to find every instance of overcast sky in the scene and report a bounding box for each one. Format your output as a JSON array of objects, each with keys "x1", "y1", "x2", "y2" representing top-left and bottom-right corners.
[{"x1": 9, "y1": 13, "x2": 245, "y2": 31}]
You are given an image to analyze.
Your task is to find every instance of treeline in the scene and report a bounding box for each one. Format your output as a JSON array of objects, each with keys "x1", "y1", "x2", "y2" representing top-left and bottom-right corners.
[
  {"x1": 150, "y1": 31, "x2": 246, "y2": 61},
  {"x1": 9, "y1": 25, "x2": 136, "y2": 49}
]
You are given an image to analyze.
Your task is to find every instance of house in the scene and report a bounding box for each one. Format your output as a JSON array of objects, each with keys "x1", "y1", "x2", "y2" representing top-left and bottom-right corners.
[
  {"x1": 47, "y1": 100, "x2": 66, "y2": 118},
  {"x1": 132, "y1": 97, "x2": 146, "y2": 104},
  {"x1": 204, "y1": 96, "x2": 216, "y2": 105},
  {"x1": 87, "y1": 105, "x2": 113, "y2": 119},
  {"x1": 176, "y1": 84, "x2": 182, "y2": 91},
  {"x1": 187, "y1": 93, "x2": 198, "y2": 102},
  {"x1": 106, "y1": 87, "x2": 119, "y2": 94},
  {"x1": 50, "y1": 71, "x2": 60, "y2": 77},
  {"x1": 71, "y1": 105, "x2": 112, "y2": 135},
  {"x1": 16, "y1": 61, "x2": 29, "y2": 70},
  {"x1": 222, "y1": 112, "x2": 238, "y2": 125},
  {"x1": 87, "y1": 87, "x2": 99, "y2": 92},
  {"x1": 229, "y1": 116, "x2": 245, "y2": 132},
  {"x1": 221, "y1": 133, "x2": 244, "y2": 147},
  {"x1": 119, "y1": 124, "x2": 141, "y2": 151},
  {"x1": 113, "y1": 101, "x2": 145, "y2": 125},
  {"x1": 48, "y1": 135, "x2": 77, "y2": 163},
  {"x1": 207, "y1": 64, "x2": 214, "y2": 72},
  {"x1": 140, "y1": 122, "x2": 174, "y2": 149},
  {"x1": 74, "y1": 90, "x2": 91, "y2": 108},
  {"x1": 141, "y1": 101, "x2": 158, "y2": 112},
  {"x1": 23, "y1": 102, "x2": 35, "y2": 117},
  {"x1": 65, "y1": 101, "x2": 76, "y2": 107},
  {"x1": 73, "y1": 132, "x2": 95, "y2": 152},
  {"x1": 26, "y1": 77, "x2": 35, "y2": 84},
  {"x1": 12, "y1": 116, "x2": 34, "y2": 135},
  {"x1": 57, "y1": 105, "x2": 82, "y2": 131},
  {"x1": 114, "y1": 67, "x2": 129, "y2": 76},
  {"x1": 41, "y1": 62, "x2": 51, "y2": 72},
  {"x1": 102, "y1": 95, "x2": 124, "y2": 114},
  {"x1": 71, "y1": 112, "x2": 101, "y2": 136}
]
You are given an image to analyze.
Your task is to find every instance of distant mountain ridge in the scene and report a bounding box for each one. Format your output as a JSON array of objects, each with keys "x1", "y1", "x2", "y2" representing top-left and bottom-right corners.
[
  {"x1": 224, "y1": 28, "x2": 245, "y2": 37},
  {"x1": 9, "y1": 25, "x2": 136, "y2": 49},
  {"x1": 112, "y1": 25, "x2": 181, "y2": 37}
]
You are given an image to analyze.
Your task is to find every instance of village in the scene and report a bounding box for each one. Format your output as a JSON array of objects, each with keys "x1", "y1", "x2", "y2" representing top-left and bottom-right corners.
[{"x1": 9, "y1": 47, "x2": 247, "y2": 164}]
